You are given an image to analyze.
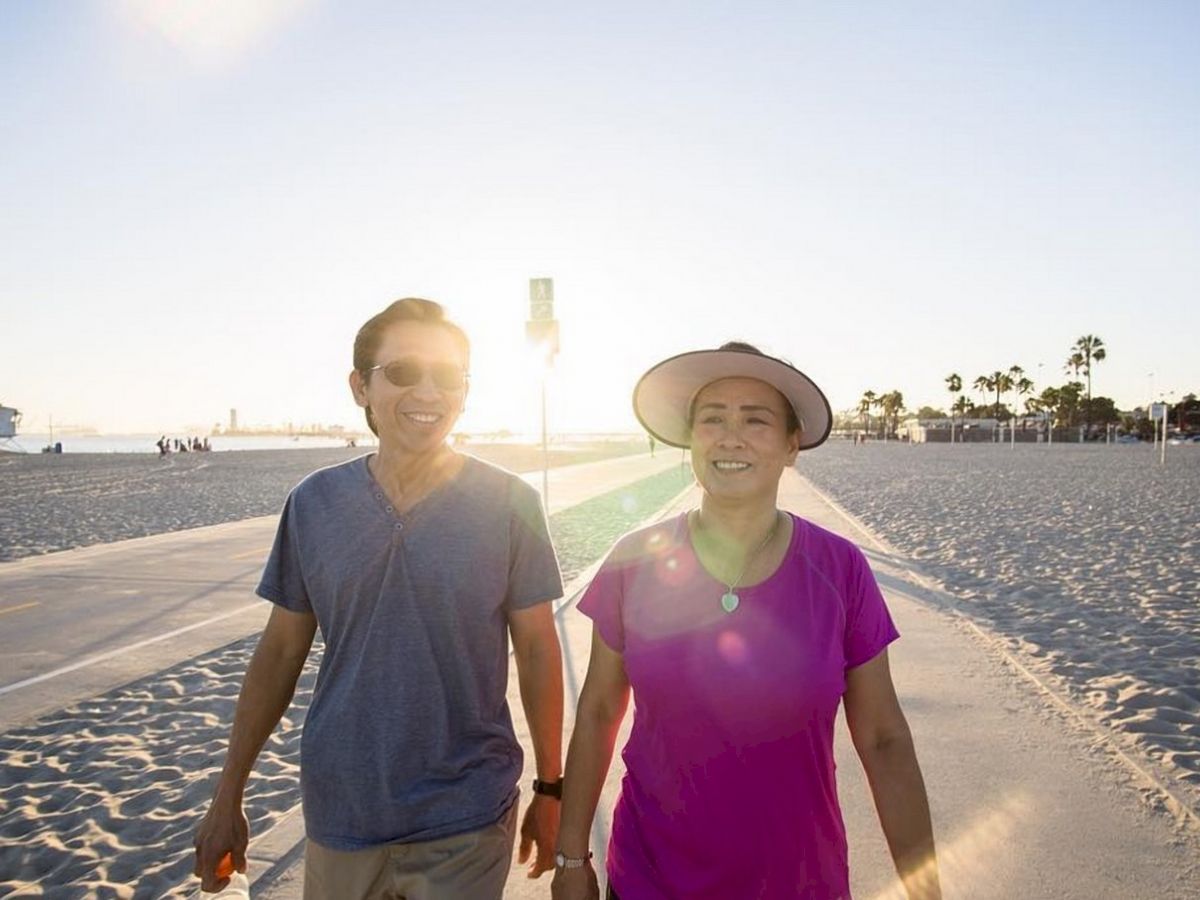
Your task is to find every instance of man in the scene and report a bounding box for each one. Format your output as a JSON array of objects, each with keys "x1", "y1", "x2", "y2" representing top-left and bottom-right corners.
[{"x1": 194, "y1": 298, "x2": 565, "y2": 899}]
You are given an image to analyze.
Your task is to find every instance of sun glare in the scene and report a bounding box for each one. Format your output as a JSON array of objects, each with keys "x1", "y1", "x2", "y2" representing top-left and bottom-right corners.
[
  {"x1": 119, "y1": 0, "x2": 310, "y2": 68},
  {"x1": 867, "y1": 791, "x2": 1031, "y2": 899}
]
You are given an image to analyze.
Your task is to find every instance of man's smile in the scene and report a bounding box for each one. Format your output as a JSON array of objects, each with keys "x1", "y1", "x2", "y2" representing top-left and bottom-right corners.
[{"x1": 402, "y1": 411, "x2": 444, "y2": 426}]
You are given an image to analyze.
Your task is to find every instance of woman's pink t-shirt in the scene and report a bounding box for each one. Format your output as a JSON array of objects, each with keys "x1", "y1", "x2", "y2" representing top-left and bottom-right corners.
[{"x1": 577, "y1": 512, "x2": 899, "y2": 900}]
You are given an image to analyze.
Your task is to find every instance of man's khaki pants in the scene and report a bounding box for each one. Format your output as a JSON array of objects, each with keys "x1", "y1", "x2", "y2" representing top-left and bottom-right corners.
[{"x1": 303, "y1": 801, "x2": 519, "y2": 900}]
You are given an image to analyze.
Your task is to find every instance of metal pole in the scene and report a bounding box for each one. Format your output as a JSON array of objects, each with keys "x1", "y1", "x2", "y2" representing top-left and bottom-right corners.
[
  {"x1": 541, "y1": 373, "x2": 549, "y2": 506},
  {"x1": 1150, "y1": 374, "x2": 1158, "y2": 453},
  {"x1": 1161, "y1": 403, "x2": 1167, "y2": 466}
]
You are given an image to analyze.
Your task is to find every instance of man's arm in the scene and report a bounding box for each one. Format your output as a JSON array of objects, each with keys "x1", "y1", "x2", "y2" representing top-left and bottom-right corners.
[
  {"x1": 509, "y1": 601, "x2": 565, "y2": 879},
  {"x1": 844, "y1": 649, "x2": 942, "y2": 900},
  {"x1": 193, "y1": 604, "x2": 317, "y2": 892}
]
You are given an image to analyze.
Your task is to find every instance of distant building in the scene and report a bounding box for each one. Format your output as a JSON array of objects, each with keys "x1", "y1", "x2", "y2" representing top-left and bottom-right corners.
[
  {"x1": 0, "y1": 404, "x2": 20, "y2": 439},
  {"x1": 230, "y1": 408, "x2": 238, "y2": 432},
  {"x1": 905, "y1": 417, "x2": 1002, "y2": 443}
]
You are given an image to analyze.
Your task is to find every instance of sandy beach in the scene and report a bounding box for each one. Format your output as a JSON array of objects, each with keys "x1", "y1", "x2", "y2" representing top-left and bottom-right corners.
[
  {"x1": 0, "y1": 457, "x2": 690, "y2": 898},
  {"x1": 0, "y1": 441, "x2": 647, "y2": 563},
  {"x1": 799, "y1": 441, "x2": 1200, "y2": 811},
  {"x1": 0, "y1": 634, "x2": 317, "y2": 898},
  {"x1": 2, "y1": 440, "x2": 1198, "y2": 896}
]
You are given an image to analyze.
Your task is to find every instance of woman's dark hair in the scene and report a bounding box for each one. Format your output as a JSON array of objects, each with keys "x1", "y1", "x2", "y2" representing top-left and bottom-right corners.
[
  {"x1": 686, "y1": 341, "x2": 801, "y2": 435},
  {"x1": 353, "y1": 298, "x2": 471, "y2": 436}
]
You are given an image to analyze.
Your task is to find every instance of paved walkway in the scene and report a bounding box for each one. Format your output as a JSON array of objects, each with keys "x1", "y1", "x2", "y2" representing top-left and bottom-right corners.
[
  {"x1": 0, "y1": 452, "x2": 681, "y2": 731},
  {"x1": 251, "y1": 469, "x2": 1200, "y2": 899}
]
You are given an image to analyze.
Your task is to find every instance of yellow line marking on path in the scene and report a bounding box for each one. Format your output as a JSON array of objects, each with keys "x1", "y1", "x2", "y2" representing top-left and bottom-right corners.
[
  {"x1": 0, "y1": 601, "x2": 40, "y2": 616},
  {"x1": 231, "y1": 547, "x2": 271, "y2": 561}
]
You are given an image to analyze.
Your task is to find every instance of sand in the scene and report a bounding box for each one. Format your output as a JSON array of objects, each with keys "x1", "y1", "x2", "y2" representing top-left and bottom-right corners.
[
  {"x1": 3, "y1": 439, "x2": 1197, "y2": 895},
  {"x1": 0, "y1": 441, "x2": 646, "y2": 563},
  {"x1": 0, "y1": 462, "x2": 690, "y2": 898},
  {"x1": 0, "y1": 635, "x2": 315, "y2": 899},
  {"x1": 799, "y1": 441, "x2": 1200, "y2": 810}
]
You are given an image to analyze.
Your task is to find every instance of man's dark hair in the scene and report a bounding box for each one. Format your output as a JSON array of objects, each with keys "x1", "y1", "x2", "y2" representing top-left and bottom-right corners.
[{"x1": 353, "y1": 298, "x2": 470, "y2": 436}]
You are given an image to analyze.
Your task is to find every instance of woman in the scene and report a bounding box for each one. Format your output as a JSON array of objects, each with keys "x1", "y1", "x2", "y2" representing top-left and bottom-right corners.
[{"x1": 552, "y1": 343, "x2": 941, "y2": 900}]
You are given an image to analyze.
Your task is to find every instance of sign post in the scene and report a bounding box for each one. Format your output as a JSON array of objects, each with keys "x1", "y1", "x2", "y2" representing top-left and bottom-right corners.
[
  {"x1": 1151, "y1": 402, "x2": 1167, "y2": 466},
  {"x1": 526, "y1": 278, "x2": 560, "y2": 506}
]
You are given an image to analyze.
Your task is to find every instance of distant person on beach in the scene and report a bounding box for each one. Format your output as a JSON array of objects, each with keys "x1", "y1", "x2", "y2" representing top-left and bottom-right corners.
[
  {"x1": 156, "y1": 436, "x2": 168, "y2": 456},
  {"x1": 194, "y1": 298, "x2": 566, "y2": 899},
  {"x1": 553, "y1": 343, "x2": 941, "y2": 900}
]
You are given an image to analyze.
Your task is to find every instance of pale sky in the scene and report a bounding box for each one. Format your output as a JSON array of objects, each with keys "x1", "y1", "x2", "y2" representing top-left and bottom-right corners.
[{"x1": 4, "y1": 1, "x2": 1198, "y2": 436}]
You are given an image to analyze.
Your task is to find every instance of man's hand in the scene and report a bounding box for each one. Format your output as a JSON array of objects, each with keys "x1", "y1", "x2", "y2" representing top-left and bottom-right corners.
[
  {"x1": 192, "y1": 798, "x2": 249, "y2": 893},
  {"x1": 551, "y1": 862, "x2": 600, "y2": 900},
  {"x1": 517, "y1": 793, "x2": 560, "y2": 878}
]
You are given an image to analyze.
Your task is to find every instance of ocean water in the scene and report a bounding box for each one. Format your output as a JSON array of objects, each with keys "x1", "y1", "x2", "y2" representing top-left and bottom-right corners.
[
  {"x1": 8, "y1": 433, "x2": 373, "y2": 454},
  {"x1": 4, "y1": 431, "x2": 642, "y2": 455}
]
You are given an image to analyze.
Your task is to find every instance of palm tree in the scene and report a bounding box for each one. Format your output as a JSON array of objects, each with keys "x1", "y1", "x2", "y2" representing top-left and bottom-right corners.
[
  {"x1": 879, "y1": 391, "x2": 905, "y2": 439},
  {"x1": 1064, "y1": 351, "x2": 1085, "y2": 381},
  {"x1": 945, "y1": 373, "x2": 962, "y2": 443},
  {"x1": 990, "y1": 370, "x2": 1012, "y2": 421},
  {"x1": 1072, "y1": 334, "x2": 1107, "y2": 436},
  {"x1": 952, "y1": 394, "x2": 971, "y2": 433},
  {"x1": 1009, "y1": 367, "x2": 1033, "y2": 445},
  {"x1": 872, "y1": 393, "x2": 887, "y2": 440},
  {"x1": 1039, "y1": 386, "x2": 1062, "y2": 436},
  {"x1": 858, "y1": 390, "x2": 876, "y2": 438},
  {"x1": 972, "y1": 375, "x2": 991, "y2": 413}
]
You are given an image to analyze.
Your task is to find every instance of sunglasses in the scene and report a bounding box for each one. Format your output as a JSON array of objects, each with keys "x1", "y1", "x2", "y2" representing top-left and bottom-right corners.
[{"x1": 365, "y1": 358, "x2": 469, "y2": 391}]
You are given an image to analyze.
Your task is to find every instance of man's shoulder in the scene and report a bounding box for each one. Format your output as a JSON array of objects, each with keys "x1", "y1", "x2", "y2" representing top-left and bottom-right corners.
[
  {"x1": 461, "y1": 454, "x2": 540, "y2": 502},
  {"x1": 290, "y1": 454, "x2": 369, "y2": 503}
]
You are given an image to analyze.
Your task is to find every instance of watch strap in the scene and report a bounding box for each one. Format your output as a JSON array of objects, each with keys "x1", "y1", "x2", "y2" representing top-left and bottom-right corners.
[
  {"x1": 532, "y1": 776, "x2": 564, "y2": 799},
  {"x1": 555, "y1": 850, "x2": 593, "y2": 869}
]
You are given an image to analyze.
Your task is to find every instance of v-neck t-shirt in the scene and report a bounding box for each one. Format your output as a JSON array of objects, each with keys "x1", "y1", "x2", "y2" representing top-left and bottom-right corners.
[
  {"x1": 257, "y1": 454, "x2": 563, "y2": 849},
  {"x1": 577, "y1": 511, "x2": 899, "y2": 899}
]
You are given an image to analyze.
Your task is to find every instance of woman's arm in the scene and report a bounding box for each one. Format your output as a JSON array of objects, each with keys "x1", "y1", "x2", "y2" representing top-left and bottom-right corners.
[
  {"x1": 844, "y1": 649, "x2": 942, "y2": 900},
  {"x1": 552, "y1": 627, "x2": 632, "y2": 900}
]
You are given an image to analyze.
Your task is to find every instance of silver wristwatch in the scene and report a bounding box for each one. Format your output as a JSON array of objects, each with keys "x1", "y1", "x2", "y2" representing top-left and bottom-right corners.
[{"x1": 554, "y1": 850, "x2": 593, "y2": 869}]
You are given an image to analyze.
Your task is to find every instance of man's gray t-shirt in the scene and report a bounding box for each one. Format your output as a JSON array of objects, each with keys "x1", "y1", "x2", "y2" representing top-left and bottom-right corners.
[{"x1": 256, "y1": 454, "x2": 563, "y2": 850}]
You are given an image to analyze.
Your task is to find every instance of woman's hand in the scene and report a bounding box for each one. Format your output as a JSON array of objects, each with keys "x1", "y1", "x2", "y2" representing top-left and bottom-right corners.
[{"x1": 551, "y1": 861, "x2": 600, "y2": 900}]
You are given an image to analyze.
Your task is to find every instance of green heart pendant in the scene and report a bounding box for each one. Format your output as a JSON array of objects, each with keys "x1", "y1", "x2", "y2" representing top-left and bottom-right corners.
[{"x1": 720, "y1": 591, "x2": 740, "y2": 613}]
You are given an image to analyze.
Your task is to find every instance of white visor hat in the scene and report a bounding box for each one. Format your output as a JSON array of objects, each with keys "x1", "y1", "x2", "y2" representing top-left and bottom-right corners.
[{"x1": 633, "y1": 344, "x2": 832, "y2": 451}]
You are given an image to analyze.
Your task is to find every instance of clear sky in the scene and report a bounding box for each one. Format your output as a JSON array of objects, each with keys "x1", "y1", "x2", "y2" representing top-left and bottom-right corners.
[{"x1": 3, "y1": 1, "x2": 1198, "y2": 436}]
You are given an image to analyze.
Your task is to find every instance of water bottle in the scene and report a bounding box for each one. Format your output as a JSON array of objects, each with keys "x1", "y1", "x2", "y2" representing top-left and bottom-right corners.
[
  {"x1": 201, "y1": 870, "x2": 250, "y2": 899},
  {"x1": 201, "y1": 854, "x2": 250, "y2": 899}
]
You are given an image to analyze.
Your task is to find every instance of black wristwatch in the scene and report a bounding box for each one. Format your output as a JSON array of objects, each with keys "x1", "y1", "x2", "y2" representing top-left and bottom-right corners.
[{"x1": 532, "y1": 777, "x2": 564, "y2": 799}]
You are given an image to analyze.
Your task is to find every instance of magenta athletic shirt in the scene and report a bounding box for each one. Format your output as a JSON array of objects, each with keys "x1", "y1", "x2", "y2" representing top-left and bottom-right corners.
[{"x1": 577, "y1": 511, "x2": 899, "y2": 900}]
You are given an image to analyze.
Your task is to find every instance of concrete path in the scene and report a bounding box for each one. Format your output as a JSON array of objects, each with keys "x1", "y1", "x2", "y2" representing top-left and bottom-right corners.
[
  {"x1": 251, "y1": 468, "x2": 1200, "y2": 899},
  {"x1": 0, "y1": 452, "x2": 681, "y2": 731}
]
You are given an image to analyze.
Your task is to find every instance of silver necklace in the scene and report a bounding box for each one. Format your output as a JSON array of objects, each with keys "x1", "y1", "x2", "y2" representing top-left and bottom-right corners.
[{"x1": 695, "y1": 511, "x2": 782, "y2": 613}]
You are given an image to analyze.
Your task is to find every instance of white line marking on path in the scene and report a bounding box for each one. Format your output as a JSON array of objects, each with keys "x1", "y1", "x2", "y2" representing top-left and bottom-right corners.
[{"x1": 0, "y1": 602, "x2": 262, "y2": 697}]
